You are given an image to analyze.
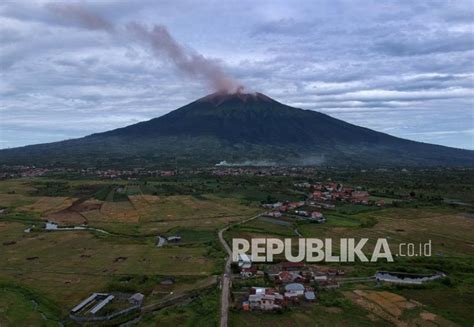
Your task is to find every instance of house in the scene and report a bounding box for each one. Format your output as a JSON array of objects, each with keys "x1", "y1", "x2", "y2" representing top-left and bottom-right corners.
[
  {"x1": 288, "y1": 201, "x2": 305, "y2": 209},
  {"x1": 279, "y1": 205, "x2": 288, "y2": 212},
  {"x1": 304, "y1": 291, "x2": 316, "y2": 301},
  {"x1": 238, "y1": 253, "x2": 252, "y2": 269},
  {"x1": 314, "y1": 275, "x2": 328, "y2": 283},
  {"x1": 312, "y1": 191, "x2": 323, "y2": 199},
  {"x1": 262, "y1": 202, "x2": 283, "y2": 209},
  {"x1": 310, "y1": 211, "x2": 325, "y2": 221},
  {"x1": 248, "y1": 294, "x2": 282, "y2": 311},
  {"x1": 250, "y1": 286, "x2": 267, "y2": 295},
  {"x1": 351, "y1": 190, "x2": 369, "y2": 202},
  {"x1": 295, "y1": 210, "x2": 308, "y2": 217},
  {"x1": 276, "y1": 271, "x2": 305, "y2": 283},
  {"x1": 284, "y1": 283, "x2": 305, "y2": 297},
  {"x1": 265, "y1": 211, "x2": 282, "y2": 218},
  {"x1": 248, "y1": 287, "x2": 284, "y2": 311}
]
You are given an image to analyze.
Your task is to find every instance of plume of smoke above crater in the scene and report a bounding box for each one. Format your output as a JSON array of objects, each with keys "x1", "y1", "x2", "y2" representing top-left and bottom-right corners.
[
  {"x1": 46, "y1": 3, "x2": 243, "y2": 93},
  {"x1": 46, "y1": 3, "x2": 114, "y2": 32}
]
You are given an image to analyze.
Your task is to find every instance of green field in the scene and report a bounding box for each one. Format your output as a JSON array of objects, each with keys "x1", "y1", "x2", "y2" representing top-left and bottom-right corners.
[{"x1": 0, "y1": 168, "x2": 472, "y2": 325}]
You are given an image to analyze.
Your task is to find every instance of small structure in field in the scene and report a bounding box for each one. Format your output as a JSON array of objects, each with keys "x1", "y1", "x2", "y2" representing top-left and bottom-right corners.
[
  {"x1": 128, "y1": 293, "x2": 145, "y2": 305},
  {"x1": 70, "y1": 292, "x2": 144, "y2": 322},
  {"x1": 308, "y1": 211, "x2": 326, "y2": 223},
  {"x1": 90, "y1": 295, "x2": 115, "y2": 315},
  {"x1": 167, "y1": 235, "x2": 181, "y2": 243},
  {"x1": 264, "y1": 211, "x2": 282, "y2": 218},
  {"x1": 238, "y1": 253, "x2": 252, "y2": 269},
  {"x1": 45, "y1": 222, "x2": 59, "y2": 230},
  {"x1": 375, "y1": 271, "x2": 445, "y2": 285},
  {"x1": 156, "y1": 236, "x2": 167, "y2": 247},
  {"x1": 160, "y1": 277, "x2": 176, "y2": 285}
]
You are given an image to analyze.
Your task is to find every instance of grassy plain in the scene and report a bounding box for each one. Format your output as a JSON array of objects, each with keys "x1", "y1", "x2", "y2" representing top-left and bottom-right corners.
[{"x1": 0, "y1": 168, "x2": 473, "y2": 326}]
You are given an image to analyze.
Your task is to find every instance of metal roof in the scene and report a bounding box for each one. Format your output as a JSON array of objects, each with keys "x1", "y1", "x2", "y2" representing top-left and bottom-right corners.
[{"x1": 284, "y1": 283, "x2": 305, "y2": 291}]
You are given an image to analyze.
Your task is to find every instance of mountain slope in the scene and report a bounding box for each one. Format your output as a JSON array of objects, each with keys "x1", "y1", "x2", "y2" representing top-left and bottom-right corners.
[{"x1": 1, "y1": 92, "x2": 473, "y2": 168}]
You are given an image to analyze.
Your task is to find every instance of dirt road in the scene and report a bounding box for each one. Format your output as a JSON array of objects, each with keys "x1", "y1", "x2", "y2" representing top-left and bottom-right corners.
[{"x1": 218, "y1": 213, "x2": 262, "y2": 327}]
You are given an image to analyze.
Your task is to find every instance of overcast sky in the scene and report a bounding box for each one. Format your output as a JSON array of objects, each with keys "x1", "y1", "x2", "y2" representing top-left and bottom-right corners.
[{"x1": 1, "y1": 0, "x2": 473, "y2": 150}]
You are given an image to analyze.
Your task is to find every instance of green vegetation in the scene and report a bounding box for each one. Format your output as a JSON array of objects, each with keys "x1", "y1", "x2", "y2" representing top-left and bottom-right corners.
[
  {"x1": 0, "y1": 282, "x2": 62, "y2": 326},
  {"x1": 138, "y1": 289, "x2": 220, "y2": 327},
  {"x1": 0, "y1": 167, "x2": 472, "y2": 325}
]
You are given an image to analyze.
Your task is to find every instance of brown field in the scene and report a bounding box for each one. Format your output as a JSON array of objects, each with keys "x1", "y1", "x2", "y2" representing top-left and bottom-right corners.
[
  {"x1": 0, "y1": 194, "x2": 38, "y2": 208},
  {"x1": 44, "y1": 211, "x2": 86, "y2": 225},
  {"x1": 37, "y1": 198, "x2": 104, "y2": 226},
  {"x1": 344, "y1": 290, "x2": 457, "y2": 327},
  {"x1": 298, "y1": 208, "x2": 474, "y2": 256},
  {"x1": 20, "y1": 196, "x2": 75, "y2": 215},
  {"x1": 100, "y1": 200, "x2": 140, "y2": 222}
]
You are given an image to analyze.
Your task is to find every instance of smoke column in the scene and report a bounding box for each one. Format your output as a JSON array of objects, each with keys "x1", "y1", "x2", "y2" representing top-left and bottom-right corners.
[{"x1": 46, "y1": 3, "x2": 243, "y2": 93}]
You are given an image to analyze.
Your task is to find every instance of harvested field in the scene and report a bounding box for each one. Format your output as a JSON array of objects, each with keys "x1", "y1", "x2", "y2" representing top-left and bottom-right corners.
[
  {"x1": 44, "y1": 211, "x2": 86, "y2": 226},
  {"x1": 0, "y1": 194, "x2": 38, "y2": 208},
  {"x1": 20, "y1": 197, "x2": 75, "y2": 215},
  {"x1": 42, "y1": 198, "x2": 103, "y2": 226},
  {"x1": 344, "y1": 290, "x2": 456, "y2": 327},
  {"x1": 100, "y1": 200, "x2": 139, "y2": 222}
]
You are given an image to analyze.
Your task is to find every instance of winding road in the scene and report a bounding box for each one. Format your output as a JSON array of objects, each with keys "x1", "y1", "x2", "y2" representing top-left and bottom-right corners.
[{"x1": 218, "y1": 213, "x2": 263, "y2": 327}]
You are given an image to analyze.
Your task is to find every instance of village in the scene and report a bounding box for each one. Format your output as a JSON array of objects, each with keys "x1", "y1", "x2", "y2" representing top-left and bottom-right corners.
[
  {"x1": 232, "y1": 257, "x2": 445, "y2": 313},
  {"x1": 262, "y1": 180, "x2": 385, "y2": 224},
  {"x1": 237, "y1": 260, "x2": 342, "y2": 313}
]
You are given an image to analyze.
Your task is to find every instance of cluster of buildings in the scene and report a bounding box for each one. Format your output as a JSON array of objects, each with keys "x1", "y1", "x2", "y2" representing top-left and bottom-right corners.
[
  {"x1": 243, "y1": 283, "x2": 316, "y2": 311},
  {"x1": 0, "y1": 165, "x2": 54, "y2": 178},
  {"x1": 262, "y1": 181, "x2": 384, "y2": 221},
  {"x1": 240, "y1": 262, "x2": 343, "y2": 311},
  {"x1": 295, "y1": 181, "x2": 377, "y2": 205},
  {"x1": 210, "y1": 166, "x2": 317, "y2": 177},
  {"x1": 82, "y1": 168, "x2": 176, "y2": 179},
  {"x1": 262, "y1": 201, "x2": 326, "y2": 223}
]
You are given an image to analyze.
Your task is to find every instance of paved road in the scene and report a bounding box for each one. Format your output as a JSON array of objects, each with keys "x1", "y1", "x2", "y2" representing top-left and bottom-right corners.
[{"x1": 218, "y1": 213, "x2": 262, "y2": 327}]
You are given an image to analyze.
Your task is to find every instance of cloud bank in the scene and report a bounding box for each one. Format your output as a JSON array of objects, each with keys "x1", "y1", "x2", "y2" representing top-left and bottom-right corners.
[{"x1": 0, "y1": 0, "x2": 473, "y2": 150}]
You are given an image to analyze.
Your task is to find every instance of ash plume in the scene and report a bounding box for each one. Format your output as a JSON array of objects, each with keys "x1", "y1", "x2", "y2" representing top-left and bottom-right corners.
[
  {"x1": 47, "y1": 3, "x2": 114, "y2": 32},
  {"x1": 46, "y1": 3, "x2": 243, "y2": 93}
]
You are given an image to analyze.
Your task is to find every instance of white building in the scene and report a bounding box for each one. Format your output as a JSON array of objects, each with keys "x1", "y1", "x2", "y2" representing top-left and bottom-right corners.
[{"x1": 238, "y1": 253, "x2": 252, "y2": 269}]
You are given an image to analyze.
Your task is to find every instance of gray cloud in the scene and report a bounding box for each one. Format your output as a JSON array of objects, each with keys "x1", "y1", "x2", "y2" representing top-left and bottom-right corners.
[{"x1": 0, "y1": 0, "x2": 473, "y2": 150}]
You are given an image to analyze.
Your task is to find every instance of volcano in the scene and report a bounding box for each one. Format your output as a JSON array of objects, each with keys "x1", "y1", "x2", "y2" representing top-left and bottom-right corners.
[{"x1": 1, "y1": 92, "x2": 473, "y2": 168}]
